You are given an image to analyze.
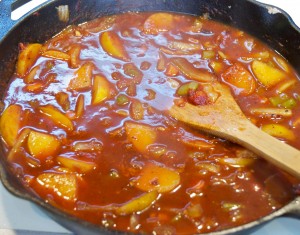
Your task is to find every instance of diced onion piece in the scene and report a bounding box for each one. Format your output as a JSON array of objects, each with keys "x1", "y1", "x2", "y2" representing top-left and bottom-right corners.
[
  {"x1": 39, "y1": 105, "x2": 74, "y2": 131},
  {"x1": 143, "y1": 13, "x2": 175, "y2": 34},
  {"x1": 148, "y1": 144, "x2": 167, "y2": 157},
  {"x1": 252, "y1": 60, "x2": 285, "y2": 87},
  {"x1": 37, "y1": 173, "x2": 77, "y2": 201},
  {"x1": 55, "y1": 92, "x2": 70, "y2": 111},
  {"x1": 177, "y1": 82, "x2": 199, "y2": 96},
  {"x1": 75, "y1": 94, "x2": 85, "y2": 118},
  {"x1": 76, "y1": 201, "x2": 116, "y2": 212},
  {"x1": 185, "y1": 203, "x2": 203, "y2": 218},
  {"x1": 171, "y1": 57, "x2": 214, "y2": 82},
  {"x1": 125, "y1": 122, "x2": 156, "y2": 153},
  {"x1": 222, "y1": 63, "x2": 256, "y2": 95},
  {"x1": 17, "y1": 43, "x2": 42, "y2": 77},
  {"x1": 167, "y1": 78, "x2": 180, "y2": 89},
  {"x1": 274, "y1": 57, "x2": 290, "y2": 72},
  {"x1": 276, "y1": 80, "x2": 296, "y2": 93},
  {"x1": 24, "y1": 82, "x2": 44, "y2": 92},
  {"x1": 57, "y1": 156, "x2": 96, "y2": 173},
  {"x1": 43, "y1": 50, "x2": 70, "y2": 61},
  {"x1": 168, "y1": 41, "x2": 201, "y2": 52},
  {"x1": 196, "y1": 162, "x2": 220, "y2": 173},
  {"x1": 130, "y1": 100, "x2": 144, "y2": 120},
  {"x1": 115, "y1": 109, "x2": 129, "y2": 117},
  {"x1": 100, "y1": 31, "x2": 129, "y2": 61},
  {"x1": 165, "y1": 63, "x2": 179, "y2": 76},
  {"x1": 7, "y1": 128, "x2": 31, "y2": 161},
  {"x1": 157, "y1": 51, "x2": 166, "y2": 71},
  {"x1": 135, "y1": 163, "x2": 180, "y2": 193},
  {"x1": 116, "y1": 191, "x2": 158, "y2": 215},
  {"x1": 221, "y1": 202, "x2": 242, "y2": 212},
  {"x1": 72, "y1": 140, "x2": 103, "y2": 152},
  {"x1": 92, "y1": 75, "x2": 110, "y2": 105},
  {"x1": 261, "y1": 124, "x2": 295, "y2": 141},
  {"x1": 27, "y1": 130, "x2": 61, "y2": 160},
  {"x1": 57, "y1": 5, "x2": 69, "y2": 23},
  {"x1": 250, "y1": 108, "x2": 292, "y2": 117},
  {"x1": 68, "y1": 45, "x2": 81, "y2": 68},
  {"x1": 68, "y1": 62, "x2": 94, "y2": 91},
  {"x1": 202, "y1": 84, "x2": 220, "y2": 103},
  {"x1": 24, "y1": 66, "x2": 40, "y2": 84},
  {"x1": 186, "y1": 180, "x2": 205, "y2": 196},
  {"x1": 0, "y1": 104, "x2": 23, "y2": 147},
  {"x1": 144, "y1": 89, "x2": 156, "y2": 100},
  {"x1": 218, "y1": 157, "x2": 255, "y2": 167},
  {"x1": 181, "y1": 139, "x2": 214, "y2": 149}
]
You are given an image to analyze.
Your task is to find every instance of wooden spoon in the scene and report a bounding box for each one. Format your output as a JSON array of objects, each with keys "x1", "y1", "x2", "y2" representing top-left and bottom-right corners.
[{"x1": 169, "y1": 81, "x2": 300, "y2": 178}]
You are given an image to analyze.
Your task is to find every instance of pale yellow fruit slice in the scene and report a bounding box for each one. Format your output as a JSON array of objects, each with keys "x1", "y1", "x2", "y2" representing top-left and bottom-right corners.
[
  {"x1": 36, "y1": 173, "x2": 77, "y2": 201},
  {"x1": 27, "y1": 130, "x2": 61, "y2": 160},
  {"x1": 135, "y1": 163, "x2": 180, "y2": 193},
  {"x1": 125, "y1": 122, "x2": 156, "y2": 153},
  {"x1": 0, "y1": 104, "x2": 22, "y2": 147},
  {"x1": 17, "y1": 43, "x2": 42, "y2": 77}
]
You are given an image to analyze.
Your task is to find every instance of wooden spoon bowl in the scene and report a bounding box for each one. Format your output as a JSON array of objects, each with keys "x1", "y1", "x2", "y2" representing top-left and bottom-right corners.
[{"x1": 170, "y1": 81, "x2": 300, "y2": 178}]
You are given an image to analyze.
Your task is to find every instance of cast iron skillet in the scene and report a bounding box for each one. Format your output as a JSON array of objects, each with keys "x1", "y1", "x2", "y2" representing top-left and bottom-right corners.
[{"x1": 0, "y1": 0, "x2": 300, "y2": 234}]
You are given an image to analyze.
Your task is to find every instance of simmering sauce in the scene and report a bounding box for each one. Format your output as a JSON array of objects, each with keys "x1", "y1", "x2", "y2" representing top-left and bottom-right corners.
[{"x1": 1, "y1": 12, "x2": 300, "y2": 234}]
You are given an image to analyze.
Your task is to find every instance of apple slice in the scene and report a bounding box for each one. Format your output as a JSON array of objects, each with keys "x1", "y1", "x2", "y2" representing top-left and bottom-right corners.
[
  {"x1": 135, "y1": 163, "x2": 180, "y2": 193},
  {"x1": 57, "y1": 156, "x2": 96, "y2": 173},
  {"x1": 0, "y1": 104, "x2": 23, "y2": 147},
  {"x1": 222, "y1": 63, "x2": 256, "y2": 95},
  {"x1": 27, "y1": 130, "x2": 61, "y2": 160},
  {"x1": 91, "y1": 75, "x2": 110, "y2": 105},
  {"x1": 125, "y1": 122, "x2": 156, "y2": 153},
  {"x1": 43, "y1": 50, "x2": 70, "y2": 61},
  {"x1": 36, "y1": 172, "x2": 77, "y2": 201},
  {"x1": 252, "y1": 60, "x2": 285, "y2": 87},
  {"x1": 68, "y1": 45, "x2": 81, "y2": 68},
  {"x1": 16, "y1": 43, "x2": 42, "y2": 77},
  {"x1": 116, "y1": 191, "x2": 158, "y2": 215},
  {"x1": 261, "y1": 124, "x2": 295, "y2": 141},
  {"x1": 143, "y1": 13, "x2": 175, "y2": 34},
  {"x1": 68, "y1": 62, "x2": 94, "y2": 91},
  {"x1": 100, "y1": 31, "x2": 129, "y2": 61},
  {"x1": 75, "y1": 94, "x2": 85, "y2": 118},
  {"x1": 24, "y1": 65, "x2": 40, "y2": 84},
  {"x1": 39, "y1": 105, "x2": 74, "y2": 131}
]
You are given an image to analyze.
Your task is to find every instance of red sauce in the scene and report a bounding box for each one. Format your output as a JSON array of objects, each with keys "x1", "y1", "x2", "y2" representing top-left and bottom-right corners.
[{"x1": 1, "y1": 12, "x2": 300, "y2": 234}]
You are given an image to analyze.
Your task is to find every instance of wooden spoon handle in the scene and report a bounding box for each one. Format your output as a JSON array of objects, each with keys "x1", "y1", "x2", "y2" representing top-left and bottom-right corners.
[{"x1": 226, "y1": 121, "x2": 300, "y2": 178}]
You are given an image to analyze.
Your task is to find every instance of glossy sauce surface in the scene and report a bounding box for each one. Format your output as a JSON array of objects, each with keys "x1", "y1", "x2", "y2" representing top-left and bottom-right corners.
[{"x1": 1, "y1": 12, "x2": 300, "y2": 234}]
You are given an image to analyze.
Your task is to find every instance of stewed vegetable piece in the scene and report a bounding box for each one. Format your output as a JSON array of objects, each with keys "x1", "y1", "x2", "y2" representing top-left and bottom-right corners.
[{"x1": 1, "y1": 12, "x2": 300, "y2": 234}]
